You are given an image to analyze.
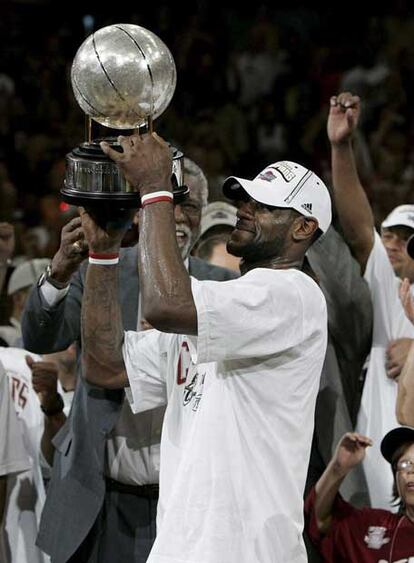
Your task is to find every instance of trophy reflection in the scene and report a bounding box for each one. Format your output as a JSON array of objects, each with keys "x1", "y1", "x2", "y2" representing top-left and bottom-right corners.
[{"x1": 61, "y1": 23, "x2": 188, "y2": 222}]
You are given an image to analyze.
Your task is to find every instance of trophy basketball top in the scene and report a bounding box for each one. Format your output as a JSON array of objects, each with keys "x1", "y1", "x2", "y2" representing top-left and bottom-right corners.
[
  {"x1": 71, "y1": 23, "x2": 177, "y2": 130},
  {"x1": 62, "y1": 23, "x2": 188, "y2": 209}
]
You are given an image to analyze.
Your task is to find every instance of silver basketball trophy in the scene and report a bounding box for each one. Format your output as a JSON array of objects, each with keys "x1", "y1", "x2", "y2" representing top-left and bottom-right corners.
[{"x1": 61, "y1": 24, "x2": 188, "y2": 222}]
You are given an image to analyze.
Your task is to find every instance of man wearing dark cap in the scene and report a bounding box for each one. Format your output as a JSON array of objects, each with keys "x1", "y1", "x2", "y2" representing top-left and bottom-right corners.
[
  {"x1": 80, "y1": 133, "x2": 331, "y2": 563},
  {"x1": 305, "y1": 427, "x2": 414, "y2": 562}
]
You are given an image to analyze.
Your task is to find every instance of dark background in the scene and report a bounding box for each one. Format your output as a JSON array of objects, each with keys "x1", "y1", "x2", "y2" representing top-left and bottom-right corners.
[{"x1": 1, "y1": 0, "x2": 414, "y2": 256}]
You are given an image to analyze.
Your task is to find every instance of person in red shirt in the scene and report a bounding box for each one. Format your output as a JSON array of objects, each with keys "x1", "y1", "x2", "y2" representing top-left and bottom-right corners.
[{"x1": 305, "y1": 427, "x2": 414, "y2": 562}]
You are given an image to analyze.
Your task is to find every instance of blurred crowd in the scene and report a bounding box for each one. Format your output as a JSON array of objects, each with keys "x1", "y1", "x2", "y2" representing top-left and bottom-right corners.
[{"x1": 1, "y1": 3, "x2": 414, "y2": 261}]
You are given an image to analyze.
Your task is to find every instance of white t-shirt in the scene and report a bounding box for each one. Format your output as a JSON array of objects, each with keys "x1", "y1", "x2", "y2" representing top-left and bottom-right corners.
[
  {"x1": 0, "y1": 361, "x2": 31, "y2": 563},
  {"x1": 357, "y1": 232, "x2": 414, "y2": 509},
  {"x1": 0, "y1": 361, "x2": 30, "y2": 478},
  {"x1": 123, "y1": 268, "x2": 327, "y2": 563},
  {"x1": 0, "y1": 347, "x2": 49, "y2": 563}
]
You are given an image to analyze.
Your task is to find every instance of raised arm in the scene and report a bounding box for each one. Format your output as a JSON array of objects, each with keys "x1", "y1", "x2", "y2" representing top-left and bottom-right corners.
[
  {"x1": 80, "y1": 210, "x2": 128, "y2": 389},
  {"x1": 328, "y1": 92, "x2": 375, "y2": 270},
  {"x1": 21, "y1": 217, "x2": 88, "y2": 353},
  {"x1": 101, "y1": 134, "x2": 197, "y2": 335},
  {"x1": 397, "y1": 279, "x2": 414, "y2": 425},
  {"x1": 313, "y1": 432, "x2": 372, "y2": 534}
]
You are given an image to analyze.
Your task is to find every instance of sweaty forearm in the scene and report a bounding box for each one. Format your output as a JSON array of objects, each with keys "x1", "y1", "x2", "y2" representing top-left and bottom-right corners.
[
  {"x1": 139, "y1": 203, "x2": 197, "y2": 335},
  {"x1": 331, "y1": 141, "x2": 374, "y2": 269},
  {"x1": 81, "y1": 264, "x2": 127, "y2": 388},
  {"x1": 314, "y1": 461, "x2": 348, "y2": 534},
  {"x1": 397, "y1": 341, "x2": 414, "y2": 426}
]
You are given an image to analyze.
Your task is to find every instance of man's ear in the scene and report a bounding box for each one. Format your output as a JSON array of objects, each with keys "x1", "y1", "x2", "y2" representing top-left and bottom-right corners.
[{"x1": 292, "y1": 217, "x2": 319, "y2": 242}]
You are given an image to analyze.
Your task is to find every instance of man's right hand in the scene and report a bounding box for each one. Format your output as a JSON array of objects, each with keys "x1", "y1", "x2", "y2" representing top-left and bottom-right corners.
[
  {"x1": 331, "y1": 432, "x2": 372, "y2": 476},
  {"x1": 50, "y1": 217, "x2": 88, "y2": 285},
  {"x1": 327, "y1": 92, "x2": 360, "y2": 146}
]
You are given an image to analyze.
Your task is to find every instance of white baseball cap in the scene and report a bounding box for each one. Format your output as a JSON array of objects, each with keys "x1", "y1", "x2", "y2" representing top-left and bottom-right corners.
[
  {"x1": 223, "y1": 160, "x2": 332, "y2": 233},
  {"x1": 381, "y1": 205, "x2": 414, "y2": 230},
  {"x1": 8, "y1": 258, "x2": 50, "y2": 295},
  {"x1": 200, "y1": 201, "x2": 237, "y2": 238}
]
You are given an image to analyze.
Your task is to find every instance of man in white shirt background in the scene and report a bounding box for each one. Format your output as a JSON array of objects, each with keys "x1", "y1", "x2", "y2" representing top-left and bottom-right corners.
[{"x1": 327, "y1": 91, "x2": 414, "y2": 509}]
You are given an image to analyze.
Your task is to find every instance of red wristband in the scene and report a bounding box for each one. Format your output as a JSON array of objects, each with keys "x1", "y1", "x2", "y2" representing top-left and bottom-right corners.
[
  {"x1": 89, "y1": 252, "x2": 119, "y2": 260},
  {"x1": 141, "y1": 191, "x2": 174, "y2": 208},
  {"x1": 89, "y1": 251, "x2": 120, "y2": 265}
]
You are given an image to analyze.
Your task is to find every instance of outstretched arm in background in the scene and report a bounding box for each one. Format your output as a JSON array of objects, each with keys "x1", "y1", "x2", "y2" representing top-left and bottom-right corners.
[
  {"x1": 328, "y1": 92, "x2": 375, "y2": 270},
  {"x1": 22, "y1": 217, "x2": 88, "y2": 354},
  {"x1": 313, "y1": 432, "x2": 372, "y2": 534}
]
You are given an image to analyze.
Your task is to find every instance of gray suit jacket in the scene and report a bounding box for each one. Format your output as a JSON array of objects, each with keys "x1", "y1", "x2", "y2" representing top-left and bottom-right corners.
[
  {"x1": 21, "y1": 247, "x2": 237, "y2": 563},
  {"x1": 307, "y1": 226, "x2": 372, "y2": 505}
]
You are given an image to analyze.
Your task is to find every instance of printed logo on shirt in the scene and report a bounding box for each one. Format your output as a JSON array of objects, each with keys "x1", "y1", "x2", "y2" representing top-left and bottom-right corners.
[
  {"x1": 183, "y1": 370, "x2": 206, "y2": 412},
  {"x1": 177, "y1": 341, "x2": 191, "y2": 385},
  {"x1": 8, "y1": 373, "x2": 29, "y2": 412},
  {"x1": 364, "y1": 526, "x2": 390, "y2": 550}
]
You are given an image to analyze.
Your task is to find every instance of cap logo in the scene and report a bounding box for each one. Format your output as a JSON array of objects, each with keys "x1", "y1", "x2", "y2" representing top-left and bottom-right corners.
[
  {"x1": 302, "y1": 203, "x2": 313, "y2": 213},
  {"x1": 258, "y1": 170, "x2": 277, "y2": 183},
  {"x1": 408, "y1": 214, "x2": 414, "y2": 222},
  {"x1": 259, "y1": 162, "x2": 297, "y2": 183}
]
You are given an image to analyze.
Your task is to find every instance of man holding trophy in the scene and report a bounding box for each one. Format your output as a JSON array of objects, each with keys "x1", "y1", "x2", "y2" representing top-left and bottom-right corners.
[
  {"x1": 22, "y1": 24, "x2": 236, "y2": 563},
  {"x1": 23, "y1": 21, "x2": 331, "y2": 562},
  {"x1": 80, "y1": 127, "x2": 331, "y2": 562}
]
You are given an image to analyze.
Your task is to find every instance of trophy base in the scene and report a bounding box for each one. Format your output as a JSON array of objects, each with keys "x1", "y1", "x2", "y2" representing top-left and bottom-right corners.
[
  {"x1": 62, "y1": 138, "x2": 188, "y2": 209},
  {"x1": 61, "y1": 189, "x2": 140, "y2": 208}
]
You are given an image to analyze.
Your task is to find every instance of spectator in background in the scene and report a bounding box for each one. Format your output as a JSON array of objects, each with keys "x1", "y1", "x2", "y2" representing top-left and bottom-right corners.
[
  {"x1": 328, "y1": 91, "x2": 414, "y2": 509},
  {"x1": 193, "y1": 200, "x2": 240, "y2": 272},
  {"x1": 0, "y1": 359, "x2": 30, "y2": 532},
  {"x1": 0, "y1": 258, "x2": 49, "y2": 346},
  {"x1": 305, "y1": 428, "x2": 414, "y2": 562},
  {"x1": 0, "y1": 343, "x2": 66, "y2": 563}
]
